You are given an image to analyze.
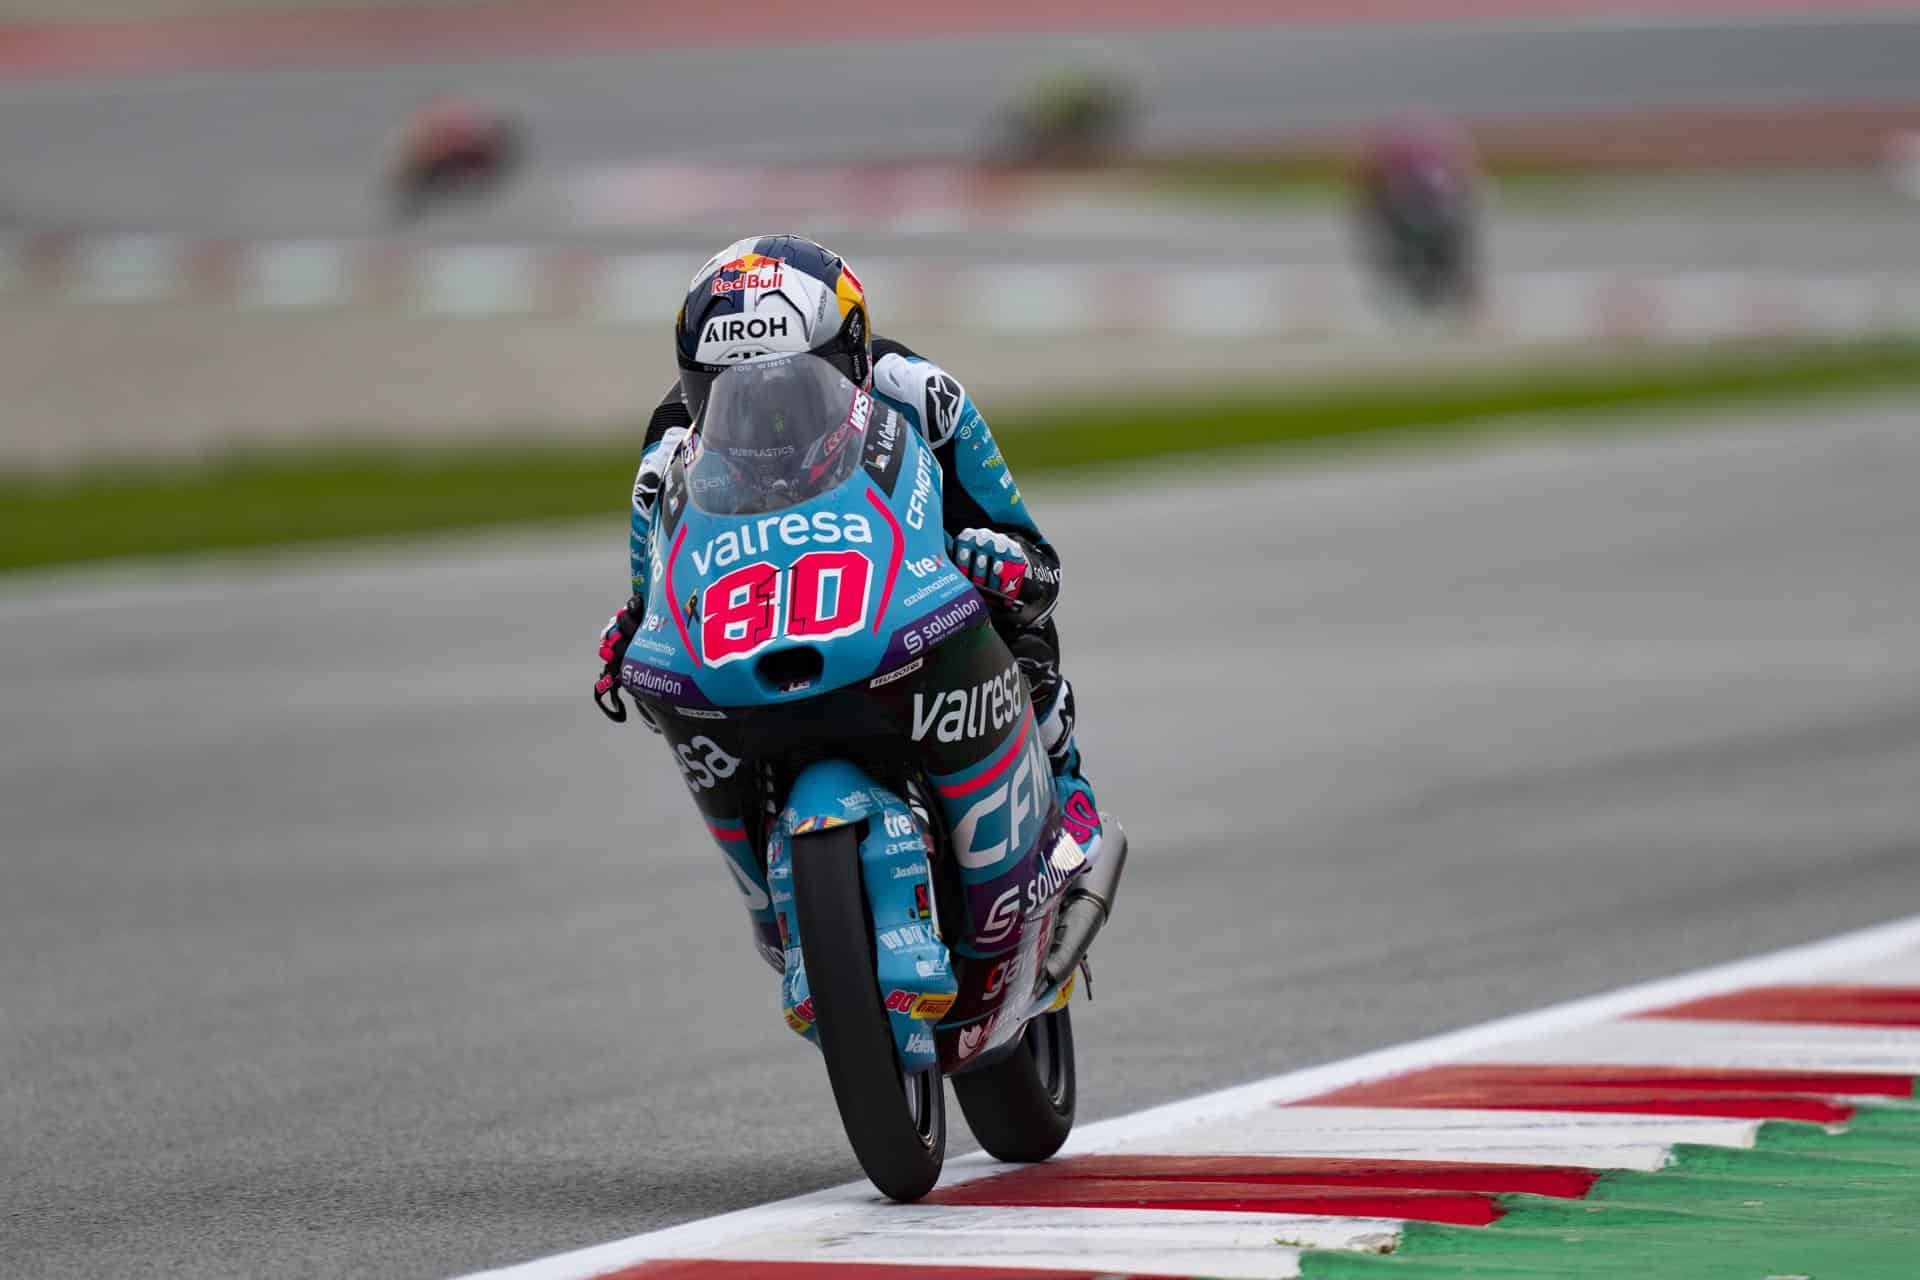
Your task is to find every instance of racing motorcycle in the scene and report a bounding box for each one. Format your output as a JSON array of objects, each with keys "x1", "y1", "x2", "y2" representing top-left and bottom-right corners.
[
  {"x1": 1354, "y1": 119, "x2": 1482, "y2": 313},
  {"x1": 598, "y1": 354, "x2": 1124, "y2": 1201}
]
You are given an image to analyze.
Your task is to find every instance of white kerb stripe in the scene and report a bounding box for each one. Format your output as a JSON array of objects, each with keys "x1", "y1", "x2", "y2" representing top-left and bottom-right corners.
[
  {"x1": 1829, "y1": 945, "x2": 1920, "y2": 986},
  {"x1": 1103, "y1": 1105, "x2": 1761, "y2": 1172},
  {"x1": 705, "y1": 1206, "x2": 1397, "y2": 1279},
  {"x1": 1467, "y1": 1017, "x2": 1920, "y2": 1074}
]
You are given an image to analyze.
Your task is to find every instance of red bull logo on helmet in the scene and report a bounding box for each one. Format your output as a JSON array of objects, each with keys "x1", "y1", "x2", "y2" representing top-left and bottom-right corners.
[{"x1": 712, "y1": 253, "x2": 786, "y2": 296}]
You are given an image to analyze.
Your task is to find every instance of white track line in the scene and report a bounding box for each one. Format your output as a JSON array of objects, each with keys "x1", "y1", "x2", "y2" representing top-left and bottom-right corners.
[
  {"x1": 1829, "y1": 947, "x2": 1920, "y2": 987},
  {"x1": 701, "y1": 1206, "x2": 1391, "y2": 1279},
  {"x1": 1470, "y1": 1017, "x2": 1920, "y2": 1072},
  {"x1": 463, "y1": 911, "x2": 1920, "y2": 1279},
  {"x1": 1098, "y1": 1105, "x2": 1762, "y2": 1170}
]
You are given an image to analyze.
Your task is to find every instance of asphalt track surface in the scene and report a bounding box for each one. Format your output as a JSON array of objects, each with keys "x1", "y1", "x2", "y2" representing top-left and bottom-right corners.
[
  {"x1": 6, "y1": 398, "x2": 1920, "y2": 1277},
  {"x1": 3, "y1": 14, "x2": 1918, "y2": 242}
]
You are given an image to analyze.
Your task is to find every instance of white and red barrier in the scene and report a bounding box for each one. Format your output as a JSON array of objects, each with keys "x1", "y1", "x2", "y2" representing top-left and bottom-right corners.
[{"x1": 8, "y1": 230, "x2": 1919, "y2": 347}]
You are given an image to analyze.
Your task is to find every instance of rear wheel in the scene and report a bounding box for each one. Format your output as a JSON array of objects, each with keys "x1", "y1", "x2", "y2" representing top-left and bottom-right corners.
[
  {"x1": 791, "y1": 825, "x2": 945, "y2": 1200},
  {"x1": 953, "y1": 1004, "x2": 1075, "y2": 1163}
]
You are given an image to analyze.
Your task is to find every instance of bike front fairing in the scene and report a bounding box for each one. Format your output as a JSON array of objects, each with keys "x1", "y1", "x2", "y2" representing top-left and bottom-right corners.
[
  {"x1": 619, "y1": 356, "x2": 1084, "y2": 1074},
  {"x1": 622, "y1": 355, "x2": 972, "y2": 714}
]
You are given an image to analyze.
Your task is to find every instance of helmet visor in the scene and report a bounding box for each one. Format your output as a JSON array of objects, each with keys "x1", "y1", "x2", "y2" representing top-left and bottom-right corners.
[{"x1": 688, "y1": 355, "x2": 871, "y2": 516}]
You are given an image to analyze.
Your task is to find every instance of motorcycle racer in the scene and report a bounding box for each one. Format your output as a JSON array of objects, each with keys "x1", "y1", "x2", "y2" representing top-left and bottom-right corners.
[
  {"x1": 1354, "y1": 115, "x2": 1482, "y2": 312},
  {"x1": 594, "y1": 234, "x2": 1116, "y2": 969}
]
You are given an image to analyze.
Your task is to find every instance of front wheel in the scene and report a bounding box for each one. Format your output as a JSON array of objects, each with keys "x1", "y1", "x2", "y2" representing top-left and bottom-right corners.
[
  {"x1": 953, "y1": 1004, "x2": 1075, "y2": 1163},
  {"x1": 791, "y1": 825, "x2": 945, "y2": 1200}
]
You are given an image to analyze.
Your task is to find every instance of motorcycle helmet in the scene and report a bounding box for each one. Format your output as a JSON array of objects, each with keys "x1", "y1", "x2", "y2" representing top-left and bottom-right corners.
[{"x1": 674, "y1": 234, "x2": 871, "y2": 422}]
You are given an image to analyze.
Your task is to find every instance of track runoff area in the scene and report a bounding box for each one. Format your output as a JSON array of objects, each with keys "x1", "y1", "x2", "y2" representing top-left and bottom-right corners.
[{"x1": 467, "y1": 916, "x2": 1920, "y2": 1279}]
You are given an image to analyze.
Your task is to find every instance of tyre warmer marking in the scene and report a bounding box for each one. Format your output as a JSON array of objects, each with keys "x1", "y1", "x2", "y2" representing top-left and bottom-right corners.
[
  {"x1": 462, "y1": 929, "x2": 1920, "y2": 1280},
  {"x1": 863, "y1": 485, "x2": 905, "y2": 634}
]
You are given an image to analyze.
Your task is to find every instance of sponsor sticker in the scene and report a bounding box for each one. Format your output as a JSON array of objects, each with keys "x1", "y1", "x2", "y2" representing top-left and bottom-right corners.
[
  {"x1": 711, "y1": 254, "x2": 786, "y2": 295},
  {"x1": 621, "y1": 663, "x2": 686, "y2": 699},
  {"x1": 905, "y1": 441, "x2": 935, "y2": 531},
  {"x1": 699, "y1": 314, "x2": 790, "y2": 343},
  {"x1": 691, "y1": 510, "x2": 873, "y2": 575},
  {"x1": 910, "y1": 992, "x2": 955, "y2": 1020},
  {"x1": 675, "y1": 735, "x2": 740, "y2": 792},
  {"x1": 900, "y1": 592, "x2": 983, "y2": 658},
  {"x1": 630, "y1": 634, "x2": 676, "y2": 659},
  {"x1": 901, "y1": 573, "x2": 963, "y2": 609},
  {"x1": 869, "y1": 656, "x2": 925, "y2": 689},
  {"x1": 948, "y1": 714, "x2": 1053, "y2": 871},
  {"x1": 912, "y1": 661, "x2": 1024, "y2": 745},
  {"x1": 878, "y1": 923, "x2": 934, "y2": 950}
]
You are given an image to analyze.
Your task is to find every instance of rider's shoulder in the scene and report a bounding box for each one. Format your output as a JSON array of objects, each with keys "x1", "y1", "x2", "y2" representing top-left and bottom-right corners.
[
  {"x1": 631, "y1": 424, "x2": 690, "y2": 517},
  {"x1": 873, "y1": 341, "x2": 968, "y2": 448}
]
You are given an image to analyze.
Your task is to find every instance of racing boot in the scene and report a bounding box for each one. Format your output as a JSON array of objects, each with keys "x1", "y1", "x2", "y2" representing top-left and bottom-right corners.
[{"x1": 1024, "y1": 659, "x2": 1126, "y2": 989}]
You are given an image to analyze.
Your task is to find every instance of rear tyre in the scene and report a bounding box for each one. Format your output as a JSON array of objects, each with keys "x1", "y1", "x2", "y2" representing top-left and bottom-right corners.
[
  {"x1": 791, "y1": 825, "x2": 945, "y2": 1201},
  {"x1": 952, "y1": 1004, "x2": 1075, "y2": 1163}
]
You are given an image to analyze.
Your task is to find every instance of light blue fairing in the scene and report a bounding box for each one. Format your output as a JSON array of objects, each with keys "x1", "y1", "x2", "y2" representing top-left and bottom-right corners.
[
  {"x1": 619, "y1": 419, "x2": 970, "y2": 711},
  {"x1": 619, "y1": 388, "x2": 978, "y2": 1070},
  {"x1": 769, "y1": 761, "x2": 955, "y2": 1074}
]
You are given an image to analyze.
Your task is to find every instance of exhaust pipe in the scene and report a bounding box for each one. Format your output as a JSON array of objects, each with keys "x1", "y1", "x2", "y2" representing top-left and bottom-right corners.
[{"x1": 1042, "y1": 816, "x2": 1127, "y2": 991}]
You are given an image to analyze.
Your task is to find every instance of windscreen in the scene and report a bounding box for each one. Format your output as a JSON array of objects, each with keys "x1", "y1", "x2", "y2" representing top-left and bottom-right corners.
[{"x1": 687, "y1": 355, "x2": 871, "y2": 515}]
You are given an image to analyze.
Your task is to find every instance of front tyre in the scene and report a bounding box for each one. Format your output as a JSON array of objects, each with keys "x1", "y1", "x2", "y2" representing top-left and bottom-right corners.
[
  {"x1": 791, "y1": 825, "x2": 945, "y2": 1200},
  {"x1": 953, "y1": 1004, "x2": 1075, "y2": 1163}
]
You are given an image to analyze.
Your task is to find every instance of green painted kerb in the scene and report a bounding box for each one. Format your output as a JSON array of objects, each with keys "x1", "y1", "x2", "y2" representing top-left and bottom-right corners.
[{"x1": 1301, "y1": 1100, "x2": 1920, "y2": 1280}]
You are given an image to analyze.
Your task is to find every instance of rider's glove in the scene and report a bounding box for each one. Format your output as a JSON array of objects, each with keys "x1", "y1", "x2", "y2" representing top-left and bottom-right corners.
[
  {"x1": 593, "y1": 594, "x2": 659, "y2": 730},
  {"x1": 950, "y1": 528, "x2": 1058, "y2": 625}
]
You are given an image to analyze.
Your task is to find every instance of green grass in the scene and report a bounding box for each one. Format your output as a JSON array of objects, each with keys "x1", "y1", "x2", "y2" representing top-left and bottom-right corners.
[
  {"x1": 5, "y1": 340, "x2": 1919, "y2": 575},
  {"x1": 993, "y1": 340, "x2": 1920, "y2": 476}
]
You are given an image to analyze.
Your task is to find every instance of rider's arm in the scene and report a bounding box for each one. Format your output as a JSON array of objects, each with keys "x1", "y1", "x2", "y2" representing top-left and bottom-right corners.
[
  {"x1": 870, "y1": 341, "x2": 1062, "y2": 598},
  {"x1": 628, "y1": 384, "x2": 693, "y2": 593}
]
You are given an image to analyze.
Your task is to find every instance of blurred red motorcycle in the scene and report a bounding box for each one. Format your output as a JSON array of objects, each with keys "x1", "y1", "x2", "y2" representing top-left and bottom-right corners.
[{"x1": 384, "y1": 96, "x2": 525, "y2": 222}]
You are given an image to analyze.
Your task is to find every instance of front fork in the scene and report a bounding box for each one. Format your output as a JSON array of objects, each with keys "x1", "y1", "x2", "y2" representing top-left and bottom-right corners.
[{"x1": 768, "y1": 759, "x2": 957, "y2": 1076}]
